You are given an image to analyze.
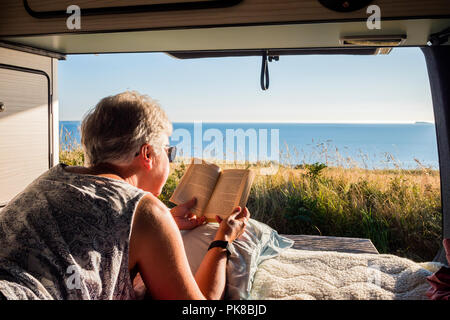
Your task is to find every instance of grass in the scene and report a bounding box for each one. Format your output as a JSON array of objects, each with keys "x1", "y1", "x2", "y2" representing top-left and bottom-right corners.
[
  {"x1": 59, "y1": 125, "x2": 85, "y2": 166},
  {"x1": 162, "y1": 160, "x2": 442, "y2": 262},
  {"x1": 59, "y1": 127, "x2": 442, "y2": 262}
]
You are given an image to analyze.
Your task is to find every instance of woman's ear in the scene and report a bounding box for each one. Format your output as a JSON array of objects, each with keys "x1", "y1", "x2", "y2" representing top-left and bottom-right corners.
[{"x1": 140, "y1": 144, "x2": 154, "y2": 170}]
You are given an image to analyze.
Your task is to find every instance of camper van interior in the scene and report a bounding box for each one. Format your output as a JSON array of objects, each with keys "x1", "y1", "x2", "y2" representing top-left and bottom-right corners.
[{"x1": 0, "y1": 0, "x2": 449, "y2": 300}]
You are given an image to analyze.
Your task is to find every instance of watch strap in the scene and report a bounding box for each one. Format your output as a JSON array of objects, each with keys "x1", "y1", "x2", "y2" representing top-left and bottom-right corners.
[{"x1": 208, "y1": 240, "x2": 231, "y2": 258}]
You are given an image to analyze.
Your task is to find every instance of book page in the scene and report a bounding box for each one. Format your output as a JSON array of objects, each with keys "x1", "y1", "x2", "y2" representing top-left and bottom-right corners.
[
  {"x1": 169, "y1": 159, "x2": 221, "y2": 216},
  {"x1": 203, "y1": 169, "x2": 252, "y2": 221},
  {"x1": 237, "y1": 170, "x2": 256, "y2": 209}
]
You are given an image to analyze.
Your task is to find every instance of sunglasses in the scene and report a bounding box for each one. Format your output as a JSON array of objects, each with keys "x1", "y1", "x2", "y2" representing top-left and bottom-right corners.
[
  {"x1": 135, "y1": 145, "x2": 177, "y2": 163},
  {"x1": 166, "y1": 146, "x2": 177, "y2": 163}
]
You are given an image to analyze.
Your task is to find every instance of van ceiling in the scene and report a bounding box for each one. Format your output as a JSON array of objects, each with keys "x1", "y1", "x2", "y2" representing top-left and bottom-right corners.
[
  {"x1": 2, "y1": 19, "x2": 450, "y2": 55},
  {"x1": 0, "y1": 0, "x2": 449, "y2": 55}
]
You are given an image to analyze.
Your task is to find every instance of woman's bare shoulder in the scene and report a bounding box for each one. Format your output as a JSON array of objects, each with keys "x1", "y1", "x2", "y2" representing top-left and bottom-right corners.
[
  {"x1": 136, "y1": 193, "x2": 169, "y2": 216},
  {"x1": 129, "y1": 193, "x2": 177, "y2": 270},
  {"x1": 133, "y1": 193, "x2": 175, "y2": 233}
]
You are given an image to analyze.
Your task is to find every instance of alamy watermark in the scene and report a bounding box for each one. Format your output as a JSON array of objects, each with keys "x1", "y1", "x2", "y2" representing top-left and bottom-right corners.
[
  {"x1": 65, "y1": 265, "x2": 82, "y2": 290},
  {"x1": 66, "y1": 5, "x2": 81, "y2": 30},
  {"x1": 367, "y1": 5, "x2": 381, "y2": 30},
  {"x1": 367, "y1": 262, "x2": 382, "y2": 287},
  {"x1": 171, "y1": 122, "x2": 280, "y2": 175}
]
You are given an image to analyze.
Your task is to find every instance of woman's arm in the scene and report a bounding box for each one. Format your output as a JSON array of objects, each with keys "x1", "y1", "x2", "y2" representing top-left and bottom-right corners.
[
  {"x1": 193, "y1": 244, "x2": 228, "y2": 299},
  {"x1": 129, "y1": 194, "x2": 205, "y2": 299},
  {"x1": 129, "y1": 194, "x2": 249, "y2": 300},
  {"x1": 193, "y1": 207, "x2": 249, "y2": 299}
]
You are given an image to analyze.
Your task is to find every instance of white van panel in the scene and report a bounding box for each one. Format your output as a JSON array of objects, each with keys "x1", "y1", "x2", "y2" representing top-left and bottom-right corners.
[{"x1": 0, "y1": 47, "x2": 57, "y2": 207}]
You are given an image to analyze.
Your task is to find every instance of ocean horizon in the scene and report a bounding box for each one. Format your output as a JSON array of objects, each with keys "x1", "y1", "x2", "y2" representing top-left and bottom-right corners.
[{"x1": 59, "y1": 121, "x2": 440, "y2": 170}]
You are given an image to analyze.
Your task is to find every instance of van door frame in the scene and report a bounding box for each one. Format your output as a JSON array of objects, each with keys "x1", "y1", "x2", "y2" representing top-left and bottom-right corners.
[{"x1": 422, "y1": 45, "x2": 450, "y2": 262}]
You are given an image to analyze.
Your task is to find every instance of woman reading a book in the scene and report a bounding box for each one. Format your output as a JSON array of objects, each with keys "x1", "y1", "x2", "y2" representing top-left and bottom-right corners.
[{"x1": 0, "y1": 91, "x2": 249, "y2": 300}]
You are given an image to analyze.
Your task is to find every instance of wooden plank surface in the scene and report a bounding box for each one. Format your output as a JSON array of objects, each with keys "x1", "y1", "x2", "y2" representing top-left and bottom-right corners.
[
  {"x1": 282, "y1": 234, "x2": 379, "y2": 254},
  {"x1": 27, "y1": 0, "x2": 213, "y2": 11}
]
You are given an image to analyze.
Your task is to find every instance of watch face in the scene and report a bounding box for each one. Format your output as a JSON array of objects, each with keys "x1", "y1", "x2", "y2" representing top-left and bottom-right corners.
[{"x1": 318, "y1": 0, "x2": 374, "y2": 12}]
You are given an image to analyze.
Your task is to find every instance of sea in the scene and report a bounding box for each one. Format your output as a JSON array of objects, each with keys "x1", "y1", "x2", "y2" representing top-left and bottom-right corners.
[{"x1": 59, "y1": 121, "x2": 439, "y2": 170}]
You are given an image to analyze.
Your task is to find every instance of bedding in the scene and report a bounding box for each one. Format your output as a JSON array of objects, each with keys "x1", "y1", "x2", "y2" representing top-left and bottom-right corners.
[
  {"x1": 181, "y1": 219, "x2": 294, "y2": 299},
  {"x1": 249, "y1": 248, "x2": 442, "y2": 300},
  {"x1": 137, "y1": 220, "x2": 441, "y2": 300}
]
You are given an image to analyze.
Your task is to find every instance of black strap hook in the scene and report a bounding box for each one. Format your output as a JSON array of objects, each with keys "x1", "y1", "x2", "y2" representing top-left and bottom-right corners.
[
  {"x1": 260, "y1": 50, "x2": 269, "y2": 90},
  {"x1": 260, "y1": 50, "x2": 279, "y2": 91}
]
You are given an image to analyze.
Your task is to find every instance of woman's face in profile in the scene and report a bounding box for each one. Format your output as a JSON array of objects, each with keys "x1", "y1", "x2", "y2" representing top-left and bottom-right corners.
[{"x1": 145, "y1": 134, "x2": 171, "y2": 196}]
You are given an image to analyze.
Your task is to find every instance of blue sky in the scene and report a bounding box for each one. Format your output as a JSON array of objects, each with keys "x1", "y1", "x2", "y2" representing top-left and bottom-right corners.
[{"x1": 58, "y1": 47, "x2": 434, "y2": 123}]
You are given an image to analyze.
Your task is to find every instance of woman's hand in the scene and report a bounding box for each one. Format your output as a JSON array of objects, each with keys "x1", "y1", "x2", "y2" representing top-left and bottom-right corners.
[
  {"x1": 170, "y1": 197, "x2": 206, "y2": 230},
  {"x1": 214, "y1": 207, "x2": 250, "y2": 242}
]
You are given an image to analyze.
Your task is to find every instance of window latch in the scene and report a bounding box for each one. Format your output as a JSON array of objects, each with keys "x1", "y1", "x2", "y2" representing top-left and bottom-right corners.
[{"x1": 260, "y1": 50, "x2": 279, "y2": 91}]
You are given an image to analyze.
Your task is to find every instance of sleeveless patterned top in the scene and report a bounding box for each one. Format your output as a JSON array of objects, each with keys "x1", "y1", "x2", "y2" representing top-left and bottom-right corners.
[{"x1": 0, "y1": 163, "x2": 149, "y2": 300}]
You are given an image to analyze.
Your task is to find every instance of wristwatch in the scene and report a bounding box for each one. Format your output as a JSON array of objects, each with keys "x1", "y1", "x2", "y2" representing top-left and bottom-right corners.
[{"x1": 208, "y1": 240, "x2": 231, "y2": 258}]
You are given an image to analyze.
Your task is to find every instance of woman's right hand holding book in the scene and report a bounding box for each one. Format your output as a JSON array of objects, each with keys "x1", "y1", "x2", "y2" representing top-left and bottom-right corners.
[{"x1": 214, "y1": 207, "x2": 250, "y2": 243}]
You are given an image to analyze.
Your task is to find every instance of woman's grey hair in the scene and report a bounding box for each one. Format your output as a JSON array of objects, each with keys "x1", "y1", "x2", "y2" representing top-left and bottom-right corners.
[{"x1": 81, "y1": 91, "x2": 172, "y2": 166}]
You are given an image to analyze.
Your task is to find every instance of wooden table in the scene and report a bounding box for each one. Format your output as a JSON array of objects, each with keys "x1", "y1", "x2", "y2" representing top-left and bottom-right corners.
[{"x1": 281, "y1": 234, "x2": 379, "y2": 254}]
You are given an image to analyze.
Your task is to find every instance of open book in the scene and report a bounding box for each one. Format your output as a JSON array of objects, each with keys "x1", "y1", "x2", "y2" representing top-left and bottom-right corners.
[{"x1": 169, "y1": 159, "x2": 256, "y2": 222}]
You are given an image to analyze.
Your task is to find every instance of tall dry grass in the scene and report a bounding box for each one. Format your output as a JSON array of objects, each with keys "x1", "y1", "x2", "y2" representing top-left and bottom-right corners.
[
  {"x1": 161, "y1": 159, "x2": 442, "y2": 262},
  {"x1": 59, "y1": 125, "x2": 84, "y2": 166}
]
